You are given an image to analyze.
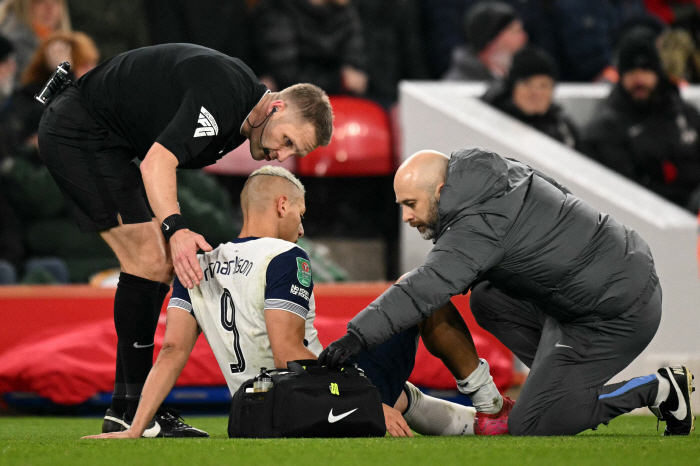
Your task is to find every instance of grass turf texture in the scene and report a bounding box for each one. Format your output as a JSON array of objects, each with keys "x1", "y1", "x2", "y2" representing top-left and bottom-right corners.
[{"x1": 1, "y1": 415, "x2": 698, "y2": 466}]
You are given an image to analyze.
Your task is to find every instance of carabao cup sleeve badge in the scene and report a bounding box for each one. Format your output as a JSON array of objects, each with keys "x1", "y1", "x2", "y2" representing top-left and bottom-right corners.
[{"x1": 296, "y1": 258, "x2": 312, "y2": 287}]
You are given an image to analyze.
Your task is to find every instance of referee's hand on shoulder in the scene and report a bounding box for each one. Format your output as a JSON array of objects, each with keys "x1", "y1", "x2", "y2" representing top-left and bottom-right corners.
[{"x1": 170, "y1": 229, "x2": 212, "y2": 289}]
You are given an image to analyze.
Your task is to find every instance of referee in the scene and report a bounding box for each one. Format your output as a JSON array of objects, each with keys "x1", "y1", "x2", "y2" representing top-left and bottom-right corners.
[{"x1": 37, "y1": 43, "x2": 333, "y2": 436}]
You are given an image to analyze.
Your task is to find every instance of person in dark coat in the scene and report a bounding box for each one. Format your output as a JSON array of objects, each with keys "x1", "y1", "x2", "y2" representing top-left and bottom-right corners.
[
  {"x1": 509, "y1": 0, "x2": 649, "y2": 82},
  {"x1": 320, "y1": 148, "x2": 695, "y2": 436},
  {"x1": 582, "y1": 29, "x2": 700, "y2": 211},
  {"x1": 482, "y1": 46, "x2": 579, "y2": 149},
  {"x1": 68, "y1": 0, "x2": 149, "y2": 61},
  {"x1": 443, "y1": 1, "x2": 527, "y2": 81},
  {"x1": 143, "y1": 0, "x2": 249, "y2": 66},
  {"x1": 252, "y1": 0, "x2": 368, "y2": 96},
  {"x1": 353, "y1": 0, "x2": 429, "y2": 106}
]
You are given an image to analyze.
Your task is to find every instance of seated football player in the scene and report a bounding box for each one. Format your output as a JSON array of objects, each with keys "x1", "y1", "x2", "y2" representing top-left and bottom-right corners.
[{"x1": 84, "y1": 166, "x2": 511, "y2": 439}]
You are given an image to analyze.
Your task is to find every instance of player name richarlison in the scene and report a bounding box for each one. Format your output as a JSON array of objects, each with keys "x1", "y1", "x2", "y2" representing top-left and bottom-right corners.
[{"x1": 203, "y1": 257, "x2": 254, "y2": 281}]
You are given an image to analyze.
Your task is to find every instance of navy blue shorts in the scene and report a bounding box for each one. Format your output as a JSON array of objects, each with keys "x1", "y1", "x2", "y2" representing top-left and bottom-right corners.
[{"x1": 350, "y1": 326, "x2": 419, "y2": 406}]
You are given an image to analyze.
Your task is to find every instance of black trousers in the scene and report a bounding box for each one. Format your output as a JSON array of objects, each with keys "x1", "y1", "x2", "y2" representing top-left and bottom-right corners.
[{"x1": 470, "y1": 281, "x2": 662, "y2": 435}]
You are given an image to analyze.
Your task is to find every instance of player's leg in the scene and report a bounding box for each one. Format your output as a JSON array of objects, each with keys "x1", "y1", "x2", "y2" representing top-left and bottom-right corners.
[
  {"x1": 351, "y1": 327, "x2": 480, "y2": 436},
  {"x1": 419, "y1": 300, "x2": 505, "y2": 414},
  {"x1": 351, "y1": 326, "x2": 419, "y2": 407},
  {"x1": 398, "y1": 382, "x2": 477, "y2": 435}
]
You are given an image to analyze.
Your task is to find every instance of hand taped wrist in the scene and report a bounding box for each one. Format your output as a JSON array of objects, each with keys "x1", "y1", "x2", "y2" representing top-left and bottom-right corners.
[{"x1": 161, "y1": 214, "x2": 187, "y2": 243}]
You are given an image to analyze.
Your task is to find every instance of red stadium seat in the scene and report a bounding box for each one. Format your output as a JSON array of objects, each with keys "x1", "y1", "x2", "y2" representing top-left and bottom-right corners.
[{"x1": 297, "y1": 96, "x2": 394, "y2": 177}]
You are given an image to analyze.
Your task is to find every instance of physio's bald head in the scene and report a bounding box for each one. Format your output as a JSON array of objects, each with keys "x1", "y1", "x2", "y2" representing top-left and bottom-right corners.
[
  {"x1": 394, "y1": 151, "x2": 449, "y2": 241},
  {"x1": 241, "y1": 166, "x2": 305, "y2": 214},
  {"x1": 395, "y1": 150, "x2": 449, "y2": 195}
]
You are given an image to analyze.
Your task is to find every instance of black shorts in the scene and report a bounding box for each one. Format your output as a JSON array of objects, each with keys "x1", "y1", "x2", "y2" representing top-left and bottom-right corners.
[{"x1": 37, "y1": 85, "x2": 154, "y2": 233}]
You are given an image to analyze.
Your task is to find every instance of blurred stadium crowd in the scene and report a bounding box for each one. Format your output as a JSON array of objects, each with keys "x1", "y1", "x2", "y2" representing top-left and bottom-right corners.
[{"x1": 1, "y1": 0, "x2": 700, "y2": 284}]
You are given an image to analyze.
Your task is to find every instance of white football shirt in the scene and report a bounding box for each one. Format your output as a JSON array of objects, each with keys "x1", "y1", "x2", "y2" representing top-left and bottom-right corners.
[{"x1": 168, "y1": 236, "x2": 322, "y2": 395}]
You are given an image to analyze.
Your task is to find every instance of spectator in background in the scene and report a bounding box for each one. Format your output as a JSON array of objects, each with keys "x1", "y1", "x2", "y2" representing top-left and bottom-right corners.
[
  {"x1": 643, "y1": 1, "x2": 700, "y2": 84},
  {"x1": 0, "y1": 0, "x2": 71, "y2": 75},
  {"x1": 67, "y1": 0, "x2": 149, "y2": 61},
  {"x1": 420, "y1": 0, "x2": 472, "y2": 78},
  {"x1": 645, "y1": 0, "x2": 700, "y2": 25},
  {"x1": 0, "y1": 32, "x2": 32, "y2": 172},
  {"x1": 0, "y1": 34, "x2": 15, "y2": 108},
  {"x1": 0, "y1": 30, "x2": 114, "y2": 283},
  {"x1": 145, "y1": 0, "x2": 250, "y2": 67},
  {"x1": 443, "y1": 1, "x2": 527, "y2": 82},
  {"x1": 252, "y1": 0, "x2": 367, "y2": 96},
  {"x1": 582, "y1": 29, "x2": 700, "y2": 211},
  {"x1": 353, "y1": 0, "x2": 429, "y2": 106},
  {"x1": 22, "y1": 30, "x2": 98, "y2": 83},
  {"x1": 482, "y1": 46, "x2": 579, "y2": 150},
  {"x1": 423, "y1": 0, "x2": 648, "y2": 81},
  {"x1": 483, "y1": 0, "x2": 647, "y2": 82},
  {"x1": 539, "y1": 0, "x2": 647, "y2": 82},
  {"x1": 0, "y1": 190, "x2": 23, "y2": 283},
  {"x1": 0, "y1": 37, "x2": 21, "y2": 282},
  {"x1": 3, "y1": 30, "x2": 99, "y2": 155}
]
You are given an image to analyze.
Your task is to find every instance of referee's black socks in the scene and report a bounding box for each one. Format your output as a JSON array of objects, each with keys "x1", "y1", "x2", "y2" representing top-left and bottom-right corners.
[{"x1": 111, "y1": 272, "x2": 170, "y2": 418}]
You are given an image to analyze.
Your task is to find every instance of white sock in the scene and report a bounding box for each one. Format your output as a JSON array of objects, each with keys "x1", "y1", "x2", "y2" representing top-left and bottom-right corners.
[
  {"x1": 402, "y1": 382, "x2": 476, "y2": 436},
  {"x1": 653, "y1": 373, "x2": 670, "y2": 408},
  {"x1": 455, "y1": 358, "x2": 503, "y2": 414}
]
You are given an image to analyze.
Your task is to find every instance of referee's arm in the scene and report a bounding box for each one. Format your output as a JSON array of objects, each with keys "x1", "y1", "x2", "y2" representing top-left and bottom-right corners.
[{"x1": 140, "y1": 142, "x2": 212, "y2": 289}]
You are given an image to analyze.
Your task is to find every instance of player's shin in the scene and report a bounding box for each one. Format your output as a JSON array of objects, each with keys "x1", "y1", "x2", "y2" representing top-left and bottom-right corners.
[
  {"x1": 455, "y1": 358, "x2": 503, "y2": 414},
  {"x1": 401, "y1": 382, "x2": 476, "y2": 435}
]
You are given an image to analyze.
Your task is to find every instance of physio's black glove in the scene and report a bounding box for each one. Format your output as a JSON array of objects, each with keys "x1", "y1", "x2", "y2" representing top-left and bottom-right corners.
[{"x1": 318, "y1": 331, "x2": 364, "y2": 368}]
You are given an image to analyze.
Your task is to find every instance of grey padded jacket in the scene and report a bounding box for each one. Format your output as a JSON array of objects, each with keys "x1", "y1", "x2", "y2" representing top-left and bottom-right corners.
[{"x1": 349, "y1": 148, "x2": 659, "y2": 348}]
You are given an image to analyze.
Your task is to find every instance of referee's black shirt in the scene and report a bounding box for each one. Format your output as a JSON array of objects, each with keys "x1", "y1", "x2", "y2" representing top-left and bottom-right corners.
[{"x1": 76, "y1": 43, "x2": 268, "y2": 169}]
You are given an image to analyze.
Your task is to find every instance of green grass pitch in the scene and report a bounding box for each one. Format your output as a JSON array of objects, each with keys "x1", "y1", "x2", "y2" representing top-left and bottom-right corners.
[{"x1": 0, "y1": 415, "x2": 698, "y2": 466}]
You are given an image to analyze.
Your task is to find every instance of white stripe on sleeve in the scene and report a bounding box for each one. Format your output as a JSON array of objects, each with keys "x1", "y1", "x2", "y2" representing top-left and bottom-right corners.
[
  {"x1": 264, "y1": 299, "x2": 308, "y2": 319},
  {"x1": 168, "y1": 297, "x2": 194, "y2": 316}
]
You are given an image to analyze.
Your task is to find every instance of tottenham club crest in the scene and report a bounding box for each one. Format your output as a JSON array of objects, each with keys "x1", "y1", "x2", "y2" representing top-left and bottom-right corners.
[
  {"x1": 296, "y1": 258, "x2": 311, "y2": 287},
  {"x1": 194, "y1": 106, "x2": 218, "y2": 138}
]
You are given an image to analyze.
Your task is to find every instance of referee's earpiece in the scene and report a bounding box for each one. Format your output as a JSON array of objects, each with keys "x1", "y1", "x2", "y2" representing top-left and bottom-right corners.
[{"x1": 261, "y1": 107, "x2": 278, "y2": 156}]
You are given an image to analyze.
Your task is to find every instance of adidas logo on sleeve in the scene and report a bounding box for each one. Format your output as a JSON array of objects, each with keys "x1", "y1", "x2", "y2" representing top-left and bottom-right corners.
[{"x1": 194, "y1": 106, "x2": 218, "y2": 137}]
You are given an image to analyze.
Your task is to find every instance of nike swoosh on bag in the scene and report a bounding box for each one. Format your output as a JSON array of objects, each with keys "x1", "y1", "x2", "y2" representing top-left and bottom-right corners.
[
  {"x1": 328, "y1": 408, "x2": 358, "y2": 423},
  {"x1": 133, "y1": 342, "x2": 155, "y2": 349},
  {"x1": 555, "y1": 343, "x2": 573, "y2": 349}
]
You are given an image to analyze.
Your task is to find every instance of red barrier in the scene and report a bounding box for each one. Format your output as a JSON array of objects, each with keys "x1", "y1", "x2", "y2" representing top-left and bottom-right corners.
[{"x1": 0, "y1": 284, "x2": 513, "y2": 404}]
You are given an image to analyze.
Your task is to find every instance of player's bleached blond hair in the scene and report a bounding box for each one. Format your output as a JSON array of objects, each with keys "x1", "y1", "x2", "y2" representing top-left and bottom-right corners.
[{"x1": 248, "y1": 165, "x2": 305, "y2": 194}]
